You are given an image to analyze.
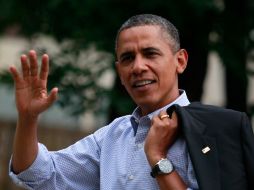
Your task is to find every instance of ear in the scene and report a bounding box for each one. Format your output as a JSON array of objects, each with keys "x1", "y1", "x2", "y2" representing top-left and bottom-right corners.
[{"x1": 176, "y1": 49, "x2": 188, "y2": 74}]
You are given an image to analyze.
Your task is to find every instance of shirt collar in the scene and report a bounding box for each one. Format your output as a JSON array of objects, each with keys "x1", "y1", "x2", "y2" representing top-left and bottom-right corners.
[{"x1": 131, "y1": 90, "x2": 190, "y2": 131}]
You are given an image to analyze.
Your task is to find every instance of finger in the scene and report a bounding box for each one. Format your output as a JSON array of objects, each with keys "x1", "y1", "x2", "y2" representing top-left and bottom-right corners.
[
  {"x1": 171, "y1": 111, "x2": 177, "y2": 121},
  {"x1": 40, "y1": 54, "x2": 49, "y2": 80},
  {"x1": 151, "y1": 115, "x2": 161, "y2": 125},
  {"x1": 159, "y1": 110, "x2": 170, "y2": 120},
  {"x1": 20, "y1": 54, "x2": 29, "y2": 80},
  {"x1": 46, "y1": 87, "x2": 58, "y2": 106},
  {"x1": 29, "y1": 50, "x2": 38, "y2": 77},
  {"x1": 9, "y1": 66, "x2": 20, "y2": 82},
  {"x1": 169, "y1": 111, "x2": 178, "y2": 127}
]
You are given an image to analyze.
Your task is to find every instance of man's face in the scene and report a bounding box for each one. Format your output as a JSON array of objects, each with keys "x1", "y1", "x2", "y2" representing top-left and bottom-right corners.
[{"x1": 116, "y1": 25, "x2": 187, "y2": 115}]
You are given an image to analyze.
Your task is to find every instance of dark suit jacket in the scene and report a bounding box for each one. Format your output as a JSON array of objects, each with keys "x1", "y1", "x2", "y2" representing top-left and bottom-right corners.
[{"x1": 167, "y1": 102, "x2": 254, "y2": 190}]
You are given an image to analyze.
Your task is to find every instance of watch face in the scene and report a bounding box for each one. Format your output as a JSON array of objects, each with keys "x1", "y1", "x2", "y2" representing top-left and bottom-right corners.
[{"x1": 158, "y1": 159, "x2": 173, "y2": 173}]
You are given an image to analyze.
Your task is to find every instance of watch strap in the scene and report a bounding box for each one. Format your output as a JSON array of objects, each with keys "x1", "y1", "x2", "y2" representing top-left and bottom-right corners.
[{"x1": 151, "y1": 164, "x2": 160, "y2": 178}]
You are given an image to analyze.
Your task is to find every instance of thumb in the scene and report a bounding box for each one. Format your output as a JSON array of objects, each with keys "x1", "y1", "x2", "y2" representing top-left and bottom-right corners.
[
  {"x1": 171, "y1": 111, "x2": 177, "y2": 120},
  {"x1": 170, "y1": 111, "x2": 178, "y2": 127},
  {"x1": 46, "y1": 87, "x2": 58, "y2": 107}
]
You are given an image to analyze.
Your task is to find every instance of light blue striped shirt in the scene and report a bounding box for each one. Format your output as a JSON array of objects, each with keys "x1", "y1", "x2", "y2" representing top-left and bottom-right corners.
[{"x1": 9, "y1": 90, "x2": 198, "y2": 189}]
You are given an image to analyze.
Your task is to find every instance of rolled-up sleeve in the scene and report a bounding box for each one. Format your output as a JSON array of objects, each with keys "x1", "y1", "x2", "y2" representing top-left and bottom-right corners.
[
  {"x1": 9, "y1": 133, "x2": 101, "y2": 190},
  {"x1": 9, "y1": 143, "x2": 53, "y2": 189}
]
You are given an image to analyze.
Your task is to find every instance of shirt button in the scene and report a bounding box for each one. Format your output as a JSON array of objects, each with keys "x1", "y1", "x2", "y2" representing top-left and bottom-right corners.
[
  {"x1": 137, "y1": 143, "x2": 143, "y2": 149},
  {"x1": 18, "y1": 181, "x2": 23, "y2": 185},
  {"x1": 128, "y1": 175, "x2": 134, "y2": 180}
]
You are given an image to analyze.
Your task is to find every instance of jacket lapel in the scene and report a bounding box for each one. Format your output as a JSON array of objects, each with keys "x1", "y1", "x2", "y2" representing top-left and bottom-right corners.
[
  {"x1": 185, "y1": 132, "x2": 220, "y2": 190},
  {"x1": 167, "y1": 104, "x2": 221, "y2": 190}
]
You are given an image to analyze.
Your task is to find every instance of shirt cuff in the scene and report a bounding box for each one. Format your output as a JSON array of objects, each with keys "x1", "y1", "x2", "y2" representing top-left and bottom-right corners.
[{"x1": 9, "y1": 143, "x2": 52, "y2": 189}]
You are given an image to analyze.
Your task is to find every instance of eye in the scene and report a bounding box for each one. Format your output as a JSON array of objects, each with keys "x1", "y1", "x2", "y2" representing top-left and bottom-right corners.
[
  {"x1": 119, "y1": 54, "x2": 135, "y2": 63},
  {"x1": 143, "y1": 47, "x2": 161, "y2": 58},
  {"x1": 144, "y1": 51, "x2": 158, "y2": 58}
]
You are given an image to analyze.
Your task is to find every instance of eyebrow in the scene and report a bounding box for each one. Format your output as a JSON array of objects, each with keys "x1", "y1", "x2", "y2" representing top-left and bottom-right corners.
[
  {"x1": 117, "y1": 46, "x2": 163, "y2": 62},
  {"x1": 141, "y1": 47, "x2": 162, "y2": 54}
]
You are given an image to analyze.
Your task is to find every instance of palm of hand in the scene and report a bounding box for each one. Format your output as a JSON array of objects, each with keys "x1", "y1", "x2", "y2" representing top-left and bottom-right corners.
[
  {"x1": 10, "y1": 50, "x2": 58, "y2": 118},
  {"x1": 15, "y1": 76, "x2": 49, "y2": 117}
]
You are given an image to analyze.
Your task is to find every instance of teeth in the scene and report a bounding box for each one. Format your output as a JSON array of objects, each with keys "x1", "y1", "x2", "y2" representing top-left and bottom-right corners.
[{"x1": 134, "y1": 80, "x2": 153, "y2": 87}]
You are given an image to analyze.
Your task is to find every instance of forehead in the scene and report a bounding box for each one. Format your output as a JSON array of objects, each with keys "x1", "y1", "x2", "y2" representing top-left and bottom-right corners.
[{"x1": 116, "y1": 25, "x2": 171, "y2": 53}]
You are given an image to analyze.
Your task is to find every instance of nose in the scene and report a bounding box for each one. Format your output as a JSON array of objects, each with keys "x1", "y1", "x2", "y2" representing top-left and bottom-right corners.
[{"x1": 132, "y1": 55, "x2": 148, "y2": 75}]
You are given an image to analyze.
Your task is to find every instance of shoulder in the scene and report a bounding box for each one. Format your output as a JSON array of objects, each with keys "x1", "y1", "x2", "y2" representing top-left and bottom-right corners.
[
  {"x1": 95, "y1": 115, "x2": 132, "y2": 135},
  {"x1": 92, "y1": 115, "x2": 133, "y2": 144},
  {"x1": 183, "y1": 102, "x2": 250, "y2": 132},
  {"x1": 184, "y1": 102, "x2": 243, "y2": 118},
  {"x1": 173, "y1": 102, "x2": 248, "y2": 130}
]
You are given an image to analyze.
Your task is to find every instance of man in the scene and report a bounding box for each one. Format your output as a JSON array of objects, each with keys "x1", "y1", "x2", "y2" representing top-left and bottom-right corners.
[{"x1": 9, "y1": 14, "x2": 254, "y2": 190}]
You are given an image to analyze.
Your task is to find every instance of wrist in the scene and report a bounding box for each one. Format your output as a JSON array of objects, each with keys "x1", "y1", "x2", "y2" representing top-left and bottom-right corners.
[
  {"x1": 146, "y1": 152, "x2": 167, "y2": 167},
  {"x1": 18, "y1": 114, "x2": 38, "y2": 128}
]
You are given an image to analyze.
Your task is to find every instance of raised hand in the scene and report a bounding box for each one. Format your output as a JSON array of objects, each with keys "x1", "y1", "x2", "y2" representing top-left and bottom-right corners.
[{"x1": 9, "y1": 50, "x2": 58, "y2": 119}]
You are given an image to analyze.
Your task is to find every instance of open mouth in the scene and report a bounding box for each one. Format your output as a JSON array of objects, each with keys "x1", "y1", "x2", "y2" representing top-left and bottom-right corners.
[{"x1": 132, "y1": 80, "x2": 156, "y2": 88}]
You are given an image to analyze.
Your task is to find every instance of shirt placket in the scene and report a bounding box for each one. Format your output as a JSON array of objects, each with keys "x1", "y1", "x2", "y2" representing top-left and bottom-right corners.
[{"x1": 125, "y1": 116, "x2": 151, "y2": 186}]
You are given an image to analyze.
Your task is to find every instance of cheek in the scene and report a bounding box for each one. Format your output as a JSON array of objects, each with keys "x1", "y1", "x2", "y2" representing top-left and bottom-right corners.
[
  {"x1": 117, "y1": 69, "x2": 129, "y2": 86},
  {"x1": 159, "y1": 66, "x2": 177, "y2": 84},
  {"x1": 165, "y1": 61, "x2": 178, "y2": 75},
  {"x1": 119, "y1": 75, "x2": 126, "y2": 86}
]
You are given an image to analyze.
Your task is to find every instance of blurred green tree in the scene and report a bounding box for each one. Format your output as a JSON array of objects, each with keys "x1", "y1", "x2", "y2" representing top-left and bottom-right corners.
[
  {"x1": 0, "y1": 0, "x2": 253, "y2": 120},
  {"x1": 214, "y1": 0, "x2": 253, "y2": 113}
]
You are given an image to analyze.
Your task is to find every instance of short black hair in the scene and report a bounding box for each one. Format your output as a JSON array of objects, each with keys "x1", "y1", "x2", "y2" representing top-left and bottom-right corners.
[{"x1": 115, "y1": 14, "x2": 180, "y2": 53}]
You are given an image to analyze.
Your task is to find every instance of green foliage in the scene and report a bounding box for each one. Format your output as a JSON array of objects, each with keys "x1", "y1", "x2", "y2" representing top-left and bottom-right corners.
[
  {"x1": 0, "y1": 70, "x2": 12, "y2": 84},
  {"x1": 0, "y1": 0, "x2": 253, "y2": 117},
  {"x1": 48, "y1": 45, "x2": 113, "y2": 116}
]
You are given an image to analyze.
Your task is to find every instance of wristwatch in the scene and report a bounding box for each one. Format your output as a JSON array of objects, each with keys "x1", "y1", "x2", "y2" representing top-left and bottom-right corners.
[{"x1": 150, "y1": 158, "x2": 174, "y2": 178}]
